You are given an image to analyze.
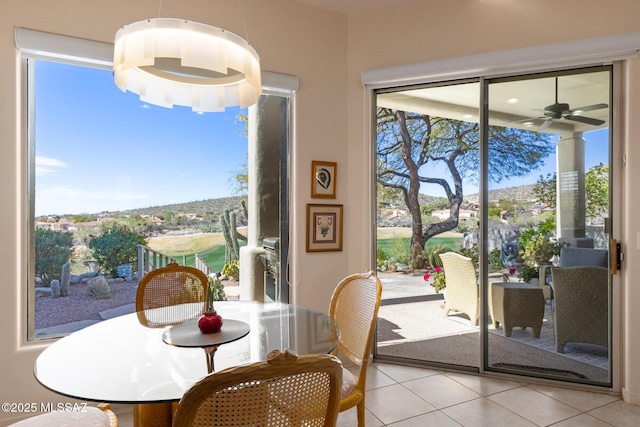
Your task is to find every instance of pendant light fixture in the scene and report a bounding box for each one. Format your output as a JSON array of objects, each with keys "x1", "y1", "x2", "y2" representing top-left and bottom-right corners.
[{"x1": 113, "y1": 7, "x2": 261, "y2": 112}]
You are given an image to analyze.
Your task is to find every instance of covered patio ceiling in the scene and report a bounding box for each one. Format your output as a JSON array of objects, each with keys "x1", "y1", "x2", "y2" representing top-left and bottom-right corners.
[{"x1": 377, "y1": 71, "x2": 610, "y2": 137}]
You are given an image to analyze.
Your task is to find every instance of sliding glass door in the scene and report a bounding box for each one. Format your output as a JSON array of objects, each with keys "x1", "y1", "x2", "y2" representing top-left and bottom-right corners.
[
  {"x1": 374, "y1": 66, "x2": 613, "y2": 387},
  {"x1": 485, "y1": 68, "x2": 612, "y2": 385}
]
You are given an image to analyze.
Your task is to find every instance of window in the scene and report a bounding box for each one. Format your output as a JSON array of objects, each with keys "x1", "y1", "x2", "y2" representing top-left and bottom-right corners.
[
  {"x1": 18, "y1": 29, "x2": 297, "y2": 341},
  {"x1": 28, "y1": 58, "x2": 250, "y2": 340}
]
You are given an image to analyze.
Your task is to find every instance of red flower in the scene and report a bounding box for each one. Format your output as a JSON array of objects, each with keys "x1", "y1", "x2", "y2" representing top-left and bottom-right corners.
[
  {"x1": 509, "y1": 267, "x2": 516, "y2": 275},
  {"x1": 434, "y1": 267, "x2": 442, "y2": 273},
  {"x1": 423, "y1": 272, "x2": 430, "y2": 281}
]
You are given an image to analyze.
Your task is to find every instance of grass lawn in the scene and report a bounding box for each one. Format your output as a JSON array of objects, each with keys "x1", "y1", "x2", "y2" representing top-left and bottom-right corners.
[
  {"x1": 146, "y1": 227, "x2": 462, "y2": 273},
  {"x1": 376, "y1": 228, "x2": 463, "y2": 259},
  {"x1": 147, "y1": 229, "x2": 247, "y2": 272}
]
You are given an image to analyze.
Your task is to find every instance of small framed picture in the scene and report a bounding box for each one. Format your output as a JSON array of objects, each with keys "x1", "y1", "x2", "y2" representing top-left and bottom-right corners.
[
  {"x1": 311, "y1": 161, "x2": 337, "y2": 198},
  {"x1": 306, "y1": 204, "x2": 343, "y2": 252}
]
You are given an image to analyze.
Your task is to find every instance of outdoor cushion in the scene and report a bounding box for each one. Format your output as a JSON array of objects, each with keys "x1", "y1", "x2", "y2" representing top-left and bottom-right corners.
[{"x1": 559, "y1": 247, "x2": 608, "y2": 268}]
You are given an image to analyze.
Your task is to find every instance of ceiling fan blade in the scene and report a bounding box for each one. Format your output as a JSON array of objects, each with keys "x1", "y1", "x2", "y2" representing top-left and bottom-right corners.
[
  {"x1": 564, "y1": 115, "x2": 605, "y2": 126},
  {"x1": 569, "y1": 103, "x2": 608, "y2": 113},
  {"x1": 539, "y1": 118, "x2": 554, "y2": 131},
  {"x1": 513, "y1": 116, "x2": 545, "y2": 123}
]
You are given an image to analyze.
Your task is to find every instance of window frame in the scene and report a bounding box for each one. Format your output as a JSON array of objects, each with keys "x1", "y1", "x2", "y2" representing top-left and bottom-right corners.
[{"x1": 17, "y1": 28, "x2": 297, "y2": 342}]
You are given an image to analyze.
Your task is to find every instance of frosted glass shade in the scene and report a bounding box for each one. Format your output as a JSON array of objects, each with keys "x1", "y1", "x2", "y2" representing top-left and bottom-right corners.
[{"x1": 114, "y1": 18, "x2": 261, "y2": 112}]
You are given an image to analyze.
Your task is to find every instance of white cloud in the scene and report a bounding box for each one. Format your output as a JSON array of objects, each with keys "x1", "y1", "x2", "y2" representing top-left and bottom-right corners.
[{"x1": 35, "y1": 155, "x2": 68, "y2": 176}]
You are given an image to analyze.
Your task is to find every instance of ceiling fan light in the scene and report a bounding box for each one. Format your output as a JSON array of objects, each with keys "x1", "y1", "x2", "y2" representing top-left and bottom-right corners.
[{"x1": 114, "y1": 18, "x2": 261, "y2": 112}]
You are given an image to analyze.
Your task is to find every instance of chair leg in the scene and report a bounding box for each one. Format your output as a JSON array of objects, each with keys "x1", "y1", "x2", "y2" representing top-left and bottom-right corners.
[{"x1": 357, "y1": 400, "x2": 366, "y2": 427}]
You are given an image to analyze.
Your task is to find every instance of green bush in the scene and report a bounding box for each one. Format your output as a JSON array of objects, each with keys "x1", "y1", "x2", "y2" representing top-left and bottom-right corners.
[
  {"x1": 376, "y1": 247, "x2": 389, "y2": 269},
  {"x1": 458, "y1": 246, "x2": 479, "y2": 266},
  {"x1": 488, "y1": 248, "x2": 503, "y2": 269},
  {"x1": 35, "y1": 228, "x2": 74, "y2": 283},
  {"x1": 87, "y1": 275, "x2": 111, "y2": 299},
  {"x1": 88, "y1": 223, "x2": 146, "y2": 278}
]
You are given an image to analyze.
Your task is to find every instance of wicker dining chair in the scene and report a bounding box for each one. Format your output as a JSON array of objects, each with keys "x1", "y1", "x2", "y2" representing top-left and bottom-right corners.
[
  {"x1": 172, "y1": 349, "x2": 343, "y2": 427},
  {"x1": 329, "y1": 271, "x2": 382, "y2": 427},
  {"x1": 8, "y1": 403, "x2": 118, "y2": 427},
  {"x1": 136, "y1": 262, "x2": 209, "y2": 328}
]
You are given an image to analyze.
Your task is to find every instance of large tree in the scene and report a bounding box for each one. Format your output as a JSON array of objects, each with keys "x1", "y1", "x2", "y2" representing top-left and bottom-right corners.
[{"x1": 376, "y1": 108, "x2": 553, "y2": 263}]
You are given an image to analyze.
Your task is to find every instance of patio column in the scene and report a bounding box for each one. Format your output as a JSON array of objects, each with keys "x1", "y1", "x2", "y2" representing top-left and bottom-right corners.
[
  {"x1": 556, "y1": 132, "x2": 593, "y2": 247},
  {"x1": 239, "y1": 95, "x2": 282, "y2": 301}
]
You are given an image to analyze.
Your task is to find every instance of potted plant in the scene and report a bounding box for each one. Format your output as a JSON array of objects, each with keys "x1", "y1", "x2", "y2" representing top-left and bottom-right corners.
[
  {"x1": 424, "y1": 267, "x2": 446, "y2": 293},
  {"x1": 517, "y1": 217, "x2": 567, "y2": 283},
  {"x1": 517, "y1": 263, "x2": 540, "y2": 283},
  {"x1": 524, "y1": 235, "x2": 565, "y2": 264}
]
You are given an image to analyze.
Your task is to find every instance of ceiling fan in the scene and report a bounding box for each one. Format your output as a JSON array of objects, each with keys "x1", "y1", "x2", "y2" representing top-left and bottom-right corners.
[{"x1": 524, "y1": 77, "x2": 608, "y2": 131}]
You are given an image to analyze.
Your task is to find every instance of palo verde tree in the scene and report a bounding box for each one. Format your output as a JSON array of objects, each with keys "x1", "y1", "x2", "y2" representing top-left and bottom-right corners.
[{"x1": 376, "y1": 108, "x2": 553, "y2": 265}]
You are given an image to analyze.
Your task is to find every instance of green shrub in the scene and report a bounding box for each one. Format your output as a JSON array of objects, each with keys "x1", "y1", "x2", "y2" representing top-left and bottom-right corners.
[
  {"x1": 488, "y1": 248, "x2": 503, "y2": 270},
  {"x1": 376, "y1": 247, "x2": 389, "y2": 269},
  {"x1": 458, "y1": 246, "x2": 479, "y2": 266},
  {"x1": 388, "y1": 236, "x2": 410, "y2": 265},
  {"x1": 87, "y1": 275, "x2": 111, "y2": 299},
  {"x1": 35, "y1": 228, "x2": 74, "y2": 283},
  {"x1": 88, "y1": 223, "x2": 146, "y2": 278}
]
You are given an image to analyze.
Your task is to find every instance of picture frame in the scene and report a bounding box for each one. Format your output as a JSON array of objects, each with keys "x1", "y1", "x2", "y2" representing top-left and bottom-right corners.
[
  {"x1": 311, "y1": 160, "x2": 337, "y2": 198},
  {"x1": 309, "y1": 314, "x2": 333, "y2": 352},
  {"x1": 306, "y1": 204, "x2": 343, "y2": 252}
]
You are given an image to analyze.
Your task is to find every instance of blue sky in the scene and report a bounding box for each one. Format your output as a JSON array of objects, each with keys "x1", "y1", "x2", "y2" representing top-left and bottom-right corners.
[{"x1": 35, "y1": 61, "x2": 247, "y2": 216}]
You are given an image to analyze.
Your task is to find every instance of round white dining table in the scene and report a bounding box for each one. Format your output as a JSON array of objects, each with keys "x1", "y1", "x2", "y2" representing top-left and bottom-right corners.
[{"x1": 34, "y1": 301, "x2": 340, "y2": 405}]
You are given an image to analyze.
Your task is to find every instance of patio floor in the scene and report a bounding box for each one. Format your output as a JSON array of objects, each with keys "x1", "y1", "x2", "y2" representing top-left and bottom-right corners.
[{"x1": 375, "y1": 271, "x2": 609, "y2": 383}]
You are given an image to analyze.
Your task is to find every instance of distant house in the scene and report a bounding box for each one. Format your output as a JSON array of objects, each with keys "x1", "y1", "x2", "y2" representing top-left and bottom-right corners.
[
  {"x1": 530, "y1": 204, "x2": 553, "y2": 216},
  {"x1": 431, "y1": 209, "x2": 477, "y2": 222},
  {"x1": 383, "y1": 208, "x2": 408, "y2": 220},
  {"x1": 35, "y1": 218, "x2": 72, "y2": 231}
]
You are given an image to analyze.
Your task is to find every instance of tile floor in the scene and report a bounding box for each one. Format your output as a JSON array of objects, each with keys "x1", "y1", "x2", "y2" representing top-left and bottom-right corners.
[{"x1": 115, "y1": 361, "x2": 640, "y2": 426}]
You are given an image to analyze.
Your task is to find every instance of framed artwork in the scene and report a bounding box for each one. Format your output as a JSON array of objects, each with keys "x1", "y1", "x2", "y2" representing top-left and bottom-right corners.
[
  {"x1": 306, "y1": 204, "x2": 343, "y2": 252},
  {"x1": 311, "y1": 161, "x2": 337, "y2": 198},
  {"x1": 309, "y1": 315, "x2": 333, "y2": 352}
]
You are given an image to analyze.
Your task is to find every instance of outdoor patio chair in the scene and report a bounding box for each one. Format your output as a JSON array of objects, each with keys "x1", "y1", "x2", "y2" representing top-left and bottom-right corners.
[
  {"x1": 136, "y1": 262, "x2": 209, "y2": 328},
  {"x1": 438, "y1": 252, "x2": 506, "y2": 326},
  {"x1": 329, "y1": 271, "x2": 382, "y2": 427},
  {"x1": 8, "y1": 403, "x2": 118, "y2": 427},
  {"x1": 550, "y1": 266, "x2": 609, "y2": 353},
  {"x1": 172, "y1": 349, "x2": 343, "y2": 427}
]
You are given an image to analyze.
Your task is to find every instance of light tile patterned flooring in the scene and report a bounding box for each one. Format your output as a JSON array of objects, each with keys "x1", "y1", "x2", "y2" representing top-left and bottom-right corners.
[{"x1": 116, "y1": 361, "x2": 640, "y2": 426}]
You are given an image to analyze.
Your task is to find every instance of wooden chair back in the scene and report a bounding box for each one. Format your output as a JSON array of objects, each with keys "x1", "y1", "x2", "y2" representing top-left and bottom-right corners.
[
  {"x1": 329, "y1": 270, "x2": 382, "y2": 426},
  {"x1": 172, "y1": 349, "x2": 343, "y2": 427},
  {"x1": 135, "y1": 262, "x2": 208, "y2": 327}
]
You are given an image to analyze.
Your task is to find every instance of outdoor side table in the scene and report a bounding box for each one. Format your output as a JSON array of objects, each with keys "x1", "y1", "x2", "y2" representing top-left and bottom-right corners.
[{"x1": 491, "y1": 282, "x2": 545, "y2": 338}]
